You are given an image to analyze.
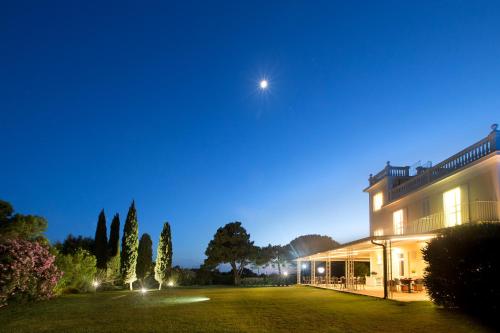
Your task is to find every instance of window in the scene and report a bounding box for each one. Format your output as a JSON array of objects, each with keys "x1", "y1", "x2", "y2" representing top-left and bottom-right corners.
[
  {"x1": 443, "y1": 187, "x2": 461, "y2": 227},
  {"x1": 399, "y1": 253, "x2": 405, "y2": 276},
  {"x1": 393, "y1": 209, "x2": 404, "y2": 235},
  {"x1": 373, "y1": 192, "x2": 383, "y2": 211}
]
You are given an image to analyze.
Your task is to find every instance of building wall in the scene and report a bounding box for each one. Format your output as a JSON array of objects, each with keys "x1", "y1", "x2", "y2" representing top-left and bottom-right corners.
[{"x1": 366, "y1": 154, "x2": 500, "y2": 236}]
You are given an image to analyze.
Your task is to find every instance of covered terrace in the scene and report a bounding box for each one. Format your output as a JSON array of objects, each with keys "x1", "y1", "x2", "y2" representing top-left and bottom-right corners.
[{"x1": 295, "y1": 234, "x2": 436, "y2": 301}]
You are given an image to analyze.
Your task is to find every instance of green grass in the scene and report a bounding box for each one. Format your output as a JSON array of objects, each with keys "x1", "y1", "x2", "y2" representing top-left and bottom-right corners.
[{"x1": 0, "y1": 286, "x2": 492, "y2": 333}]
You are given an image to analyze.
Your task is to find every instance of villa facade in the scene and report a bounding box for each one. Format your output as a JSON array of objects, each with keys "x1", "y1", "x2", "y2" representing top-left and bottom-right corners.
[{"x1": 296, "y1": 124, "x2": 500, "y2": 300}]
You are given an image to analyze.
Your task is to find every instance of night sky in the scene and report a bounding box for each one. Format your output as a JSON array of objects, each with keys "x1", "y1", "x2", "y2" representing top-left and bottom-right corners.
[{"x1": 1, "y1": 1, "x2": 499, "y2": 267}]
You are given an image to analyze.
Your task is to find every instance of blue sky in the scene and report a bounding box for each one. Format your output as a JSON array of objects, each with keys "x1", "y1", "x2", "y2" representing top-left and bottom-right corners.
[{"x1": 1, "y1": 1, "x2": 499, "y2": 267}]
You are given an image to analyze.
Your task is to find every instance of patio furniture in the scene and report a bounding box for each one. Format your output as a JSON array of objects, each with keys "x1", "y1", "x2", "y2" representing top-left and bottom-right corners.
[
  {"x1": 400, "y1": 278, "x2": 413, "y2": 293},
  {"x1": 413, "y1": 279, "x2": 424, "y2": 292}
]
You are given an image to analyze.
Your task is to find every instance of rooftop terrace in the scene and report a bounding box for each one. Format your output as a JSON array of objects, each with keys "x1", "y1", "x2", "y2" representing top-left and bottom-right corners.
[{"x1": 368, "y1": 124, "x2": 499, "y2": 202}]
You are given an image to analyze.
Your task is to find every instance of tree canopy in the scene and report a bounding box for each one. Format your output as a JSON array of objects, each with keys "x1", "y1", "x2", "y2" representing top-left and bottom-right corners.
[
  {"x1": 94, "y1": 209, "x2": 108, "y2": 270},
  {"x1": 55, "y1": 234, "x2": 95, "y2": 255},
  {"x1": 155, "y1": 222, "x2": 172, "y2": 290},
  {"x1": 0, "y1": 200, "x2": 48, "y2": 242},
  {"x1": 286, "y1": 234, "x2": 339, "y2": 258},
  {"x1": 204, "y1": 222, "x2": 255, "y2": 285},
  {"x1": 120, "y1": 201, "x2": 139, "y2": 290},
  {"x1": 136, "y1": 233, "x2": 153, "y2": 286},
  {"x1": 108, "y1": 213, "x2": 120, "y2": 257}
]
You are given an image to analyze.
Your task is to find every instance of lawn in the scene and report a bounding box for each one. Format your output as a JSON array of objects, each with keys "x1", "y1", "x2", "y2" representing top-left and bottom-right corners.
[{"x1": 0, "y1": 286, "x2": 492, "y2": 333}]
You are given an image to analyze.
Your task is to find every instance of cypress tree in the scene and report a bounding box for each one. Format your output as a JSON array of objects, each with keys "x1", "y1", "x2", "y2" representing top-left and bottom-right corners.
[
  {"x1": 94, "y1": 209, "x2": 108, "y2": 270},
  {"x1": 108, "y1": 213, "x2": 120, "y2": 257},
  {"x1": 121, "y1": 201, "x2": 139, "y2": 290},
  {"x1": 136, "y1": 233, "x2": 153, "y2": 287},
  {"x1": 154, "y1": 222, "x2": 172, "y2": 290}
]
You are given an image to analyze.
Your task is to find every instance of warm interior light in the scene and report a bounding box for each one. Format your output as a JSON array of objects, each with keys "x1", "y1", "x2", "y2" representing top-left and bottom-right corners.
[
  {"x1": 393, "y1": 209, "x2": 404, "y2": 235},
  {"x1": 373, "y1": 192, "x2": 383, "y2": 211},
  {"x1": 443, "y1": 187, "x2": 461, "y2": 227}
]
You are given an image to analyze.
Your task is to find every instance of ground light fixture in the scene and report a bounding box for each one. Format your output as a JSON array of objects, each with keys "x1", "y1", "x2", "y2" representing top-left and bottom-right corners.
[
  {"x1": 317, "y1": 267, "x2": 325, "y2": 274},
  {"x1": 92, "y1": 281, "x2": 100, "y2": 288},
  {"x1": 167, "y1": 281, "x2": 175, "y2": 287},
  {"x1": 141, "y1": 288, "x2": 147, "y2": 294}
]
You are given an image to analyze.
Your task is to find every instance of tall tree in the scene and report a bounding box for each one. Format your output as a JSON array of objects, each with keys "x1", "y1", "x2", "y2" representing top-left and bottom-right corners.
[
  {"x1": 94, "y1": 209, "x2": 108, "y2": 270},
  {"x1": 136, "y1": 233, "x2": 153, "y2": 286},
  {"x1": 155, "y1": 222, "x2": 172, "y2": 290},
  {"x1": 262, "y1": 244, "x2": 289, "y2": 275},
  {"x1": 120, "y1": 201, "x2": 139, "y2": 290},
  {"x1": 287, "y1": 234, "x2": 340, "y2": 258},
  {"x1": 108, "y1": 214, "x2": 120, "y2": 257},
  {"x1": 204, "y1": 222, "x2": 255, "y2": 285}
]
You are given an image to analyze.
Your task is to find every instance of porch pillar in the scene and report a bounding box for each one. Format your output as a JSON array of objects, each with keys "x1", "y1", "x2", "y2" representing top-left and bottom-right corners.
[
  {"x1": 326, "y1": 258, "x2": 331, "y2": 285},
  {"x1": 311, "y1": 260, "x2": 316, "y2": 284},
  {"x1": 297, "y1": 260, "x2": 301, "y2": 284}
]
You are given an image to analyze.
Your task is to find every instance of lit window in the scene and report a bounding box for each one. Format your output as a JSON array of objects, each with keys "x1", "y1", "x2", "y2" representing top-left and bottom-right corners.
[
  {"x1": 374, "y1": 229, "x2": 384, "y2": 236},
  {"x1": 443, "y1": 187, "x2": 461, "y2": 227},
  {"x1": 373, "y1": 192, "x2": 383, "y2": 211},
  {"x1": 393, "y1": 209, "x2": 404, "y2": 235}
]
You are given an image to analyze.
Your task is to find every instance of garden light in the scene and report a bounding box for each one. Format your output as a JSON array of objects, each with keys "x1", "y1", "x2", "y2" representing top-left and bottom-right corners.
[
  {"x1": 167, "y1": 281, "x2": 175, "y2": 287},
  {"x1": 141, "y1": 288, "x2": 147, "y2": 294},
  {"x1": 92, "y1": 281, "x2": 100, "y2": 288}
]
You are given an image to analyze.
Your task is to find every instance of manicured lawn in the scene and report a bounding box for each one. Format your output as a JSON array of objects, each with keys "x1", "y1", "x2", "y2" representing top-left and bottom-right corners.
[{"x1": 0, "y1": 286, "x2": 492, "y2": 332}]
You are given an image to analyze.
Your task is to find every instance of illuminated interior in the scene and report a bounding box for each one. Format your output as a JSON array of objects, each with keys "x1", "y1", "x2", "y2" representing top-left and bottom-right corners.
[
  {"x1": 393, "y1": 209, "x2": 404, "y2": 235},
  {"x1": 443, "y1": 187, "x2": 461, "y2": 227},
  {"x1": 373, "y1": 192, "x2": 383, "y2": 211}
]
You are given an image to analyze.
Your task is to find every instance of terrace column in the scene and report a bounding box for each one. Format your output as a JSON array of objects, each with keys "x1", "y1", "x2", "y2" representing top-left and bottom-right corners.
[
  {"x1": 326, "y1": 258, "x2": 331, "y2": 285},
  {"x1": 311, "y1": 260, "x2": 316, "y2": 285},
  {"x1": 297, "y1": 260, "x2": 301, "y2": 284}
]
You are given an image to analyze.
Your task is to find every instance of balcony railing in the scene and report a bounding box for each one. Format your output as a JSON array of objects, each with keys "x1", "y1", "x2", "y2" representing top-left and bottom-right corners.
[
  {"x1": 369, "y1": 125, "x2": 499, "y2": 201},
  {"x1": 405, "y1": 201, "x2": 499, "y2": 234}
]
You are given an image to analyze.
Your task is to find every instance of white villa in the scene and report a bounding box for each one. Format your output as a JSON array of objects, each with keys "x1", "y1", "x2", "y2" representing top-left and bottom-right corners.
[{"x1": 296, "y1": 124, "x2": 500, "y2": 301}]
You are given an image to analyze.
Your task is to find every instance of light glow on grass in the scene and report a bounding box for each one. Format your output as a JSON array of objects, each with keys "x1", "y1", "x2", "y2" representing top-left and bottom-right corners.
[
  {"x1": 167, "y1": 281, "x2": 175, "y2": 287},
  {"x1": 140, "y1": 288, "x2": 147, "y2": 294}
]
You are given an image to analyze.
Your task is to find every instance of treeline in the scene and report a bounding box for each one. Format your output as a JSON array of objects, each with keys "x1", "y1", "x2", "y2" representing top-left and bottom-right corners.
[
  {"x1": 55, "y1": 200, "x2": 173, "y2": 292},
  {"x1": 201, "y1": 221, "x2": 339, "y2": 285},
  {"x1": 0, "y1": 199, "x2": 174, "y2": 305}
]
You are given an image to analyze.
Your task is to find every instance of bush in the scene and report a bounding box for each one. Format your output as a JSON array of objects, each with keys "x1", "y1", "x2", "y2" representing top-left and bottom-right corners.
[
  {"x1": 54, "y1": 249, "x2": 97, "y2": 294},
  {"x1": 423, "y1": 223, "x2": 500, "y2": 320},
  {"x1": 0, "y1": 239, "x2": 62, "y2": 305}
]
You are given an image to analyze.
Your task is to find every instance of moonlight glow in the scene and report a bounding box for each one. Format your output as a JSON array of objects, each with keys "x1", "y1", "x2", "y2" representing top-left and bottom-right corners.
[{"x1": 259, "y1": 79, "x2": 268, "y2": 89}]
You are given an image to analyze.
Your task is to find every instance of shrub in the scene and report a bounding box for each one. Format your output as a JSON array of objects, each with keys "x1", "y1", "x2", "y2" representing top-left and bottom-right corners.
[
  {"x1": 54, "y1": 249, "x2": 96, "y2": 294},
  {"x1": 0, "y1": 239, "x2": 61, "y2": 305},
  {"x1": 423, "y1": 223, "x2": 500, "y2": 320}
]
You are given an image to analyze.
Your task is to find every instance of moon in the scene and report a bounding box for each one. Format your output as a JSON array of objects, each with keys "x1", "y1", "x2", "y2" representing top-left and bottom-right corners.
[{"x1": 259, "y1": 79, "x2": 268, "y2": 89}]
